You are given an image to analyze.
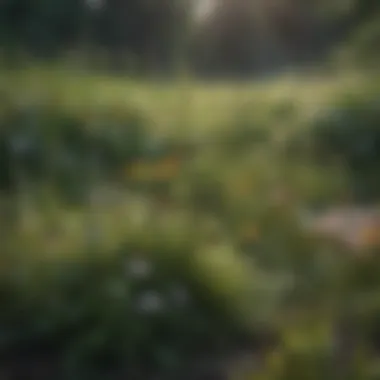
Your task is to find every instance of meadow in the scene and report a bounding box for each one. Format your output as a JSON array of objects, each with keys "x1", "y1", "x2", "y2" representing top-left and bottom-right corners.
[{"x1": 1, "y1": 65, "x2": 380, "y2": 379}]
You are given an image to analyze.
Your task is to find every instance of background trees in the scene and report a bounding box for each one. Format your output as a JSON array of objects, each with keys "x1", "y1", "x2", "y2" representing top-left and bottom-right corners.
[
  {"x1": 0, "y1": 0, "x2": 186, "y2": 74},
  {"x1": 0, "y1": 0, "x2": 379, "y2": 79}
]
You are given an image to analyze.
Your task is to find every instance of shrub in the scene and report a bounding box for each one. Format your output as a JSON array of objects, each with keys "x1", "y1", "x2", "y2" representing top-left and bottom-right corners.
[
  {"x1": 0, "y1": 102, "x2": 153, "y2": 202},
  {"x1": 339, "y1": 16, "x2": 380, "y2": 69},
  {"x1": 218, "y1": 107, "x2": 272, "y2": 155},
  {"x1": 287, "y1": 92, "x2": 380, "y2": 202},
  {"x1": 0, "y1": 224, "x2": 288, "y2": 380}
]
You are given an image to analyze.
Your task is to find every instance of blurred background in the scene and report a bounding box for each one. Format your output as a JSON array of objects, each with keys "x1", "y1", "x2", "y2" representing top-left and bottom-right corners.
[{"x1": 1, "y1": 0, "x2": 380, "y2": 379}]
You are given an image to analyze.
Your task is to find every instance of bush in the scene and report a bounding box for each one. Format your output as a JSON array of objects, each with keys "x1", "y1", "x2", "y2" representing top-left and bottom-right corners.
[
  {"x1": 288, "y1": 92, "x2": 380, "y2": 202},
  {"x1": 3, "y1": 70, "x2": 380, "y2": 380},
  {"x1": 347, "y1": 16, "x2": 380, "y2": 67},
  {"x1": 0, "y1": 224, "x2": 288, "y2": 380},
  {"x1": 0, "y1": 102, "x2": 154, "y2": 202},
  {"x1": 218, "y1": 106, "x2": 272, "y2": 155}
]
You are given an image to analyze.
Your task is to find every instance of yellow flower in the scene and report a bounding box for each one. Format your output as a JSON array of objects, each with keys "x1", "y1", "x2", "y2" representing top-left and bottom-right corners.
[
  {"x1": 240, "y1": 224, "x2": 259, "y2": 242},
  {"x1": 359, "y1": 224, "x2": 380, "y2": 248},
  {"x1": 235, "y1": 181, "x2": 252, "y2": 197},
  {"x1": 153, "y1": 156, "x2": 181, "y2": 180},
  {"x1": 225, "y1": 175, "x2": 252, "y2": 198}
]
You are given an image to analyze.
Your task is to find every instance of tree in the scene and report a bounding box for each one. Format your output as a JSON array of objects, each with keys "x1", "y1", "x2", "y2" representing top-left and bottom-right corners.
[
  {"x1": 0, "y1": 0, "x2": 186, "y2": 73},
  {"x1": 191, "y1": 0, "x2": 322, "y2": 77}
]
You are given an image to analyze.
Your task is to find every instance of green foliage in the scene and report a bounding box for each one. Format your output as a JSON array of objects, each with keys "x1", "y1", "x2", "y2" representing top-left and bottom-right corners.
[
  {"x1": 0, "y1": 0, "x2": 185, "y2": 73},
  {"x1": 345, "y1": 16, "x2": 380, "y2": 67},
  {"x1": 289, "y1": 91, "x2": 380, "y2": 201},
  {"x1": 2, "y1": 71, "x2": 380, "y2": 379},
  {"x1": 0, "y1": 221, "x2": 290, "y2": 379},
  {"x1": 218, "y1": 108, "x2": 272, "y2": 155},
  {"x1": 0, "y1": 102, "x2": 154, "y2": 202}
]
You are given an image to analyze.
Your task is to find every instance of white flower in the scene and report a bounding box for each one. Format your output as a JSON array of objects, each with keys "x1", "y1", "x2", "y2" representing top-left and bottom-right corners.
[
  {"x1": 136, "y1": 291, "x2": 164, "y2": 314},
  {"x1": 86, "y1": 0, "x2": 104, "y2": 11},
  {"x1": 127, "y1": 257, "x2": 153, "y2": 279},
  {"x1": 10, "y1": 135, "x2": 32, "y2": 155},
  {"x1": 169, "y1": 285, "x2": 190, "y2": 307}
]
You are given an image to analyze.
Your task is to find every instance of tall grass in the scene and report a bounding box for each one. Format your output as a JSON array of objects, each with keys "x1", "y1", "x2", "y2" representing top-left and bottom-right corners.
[{"x1": 1, "y1": 66, "x2": 380, "y2": 379}]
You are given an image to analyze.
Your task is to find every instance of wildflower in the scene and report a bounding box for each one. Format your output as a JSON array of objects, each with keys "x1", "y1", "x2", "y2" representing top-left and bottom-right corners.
[
  {"x1": 126, "y1": 257, "x2": 153, "y2": 279},
  {"x1": 87, "y1": 0, "x2": 105, "y2": 11},
  {"x1": 136, "y1": 290, "x2": 164, "y2": 314},
  {"x1": 169, "y1": 285, "x2": 190, "y2": 307},
  {"x1": 10, "y1": 134, "x2": 33, "y2": 155},
  {"x1": 153, "y1": 156, "x2": 181, "y2": 180},
  {"x1": 240, "y1": 224, "x2": 259, "y2": 242},
  {"x1": 228, "y1": 179, "x2": 252, "y2": 197},
  {"x1": 358, "y1": 224, "x2": 380, "y2": 249}
]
